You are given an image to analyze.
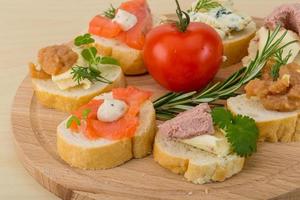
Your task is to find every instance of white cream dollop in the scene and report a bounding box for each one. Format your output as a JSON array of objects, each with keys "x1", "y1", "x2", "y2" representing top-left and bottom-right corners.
[
  {"x1": 97, "y1": 98, "x2": 128, "y2": 122},
  {"x1": 112, "y1": 9, "x2": 138, "y2": 31}
]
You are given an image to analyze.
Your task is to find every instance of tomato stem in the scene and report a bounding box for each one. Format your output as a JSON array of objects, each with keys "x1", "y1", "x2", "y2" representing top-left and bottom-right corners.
[{"x1": 174, "y1": 0, "x2": 190, "y2": 32}]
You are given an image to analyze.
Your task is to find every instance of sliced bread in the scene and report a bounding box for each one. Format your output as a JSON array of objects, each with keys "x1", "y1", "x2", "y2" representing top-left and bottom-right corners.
[
  {"x1": 57, "y1": 100, "x2": 156, "y2": 169},
  {"x1": 94, "y1": 36, "x2": 146, "y2": 75},
  {"x1": 153, "y1": 131, "x2": 244, "y2": 184},
  {"x1": 227, "y1": 94, "x2": 300, "y2": 142},
  {"x1": 32, "y1": 65, "x2": 125, "y2": 112}
]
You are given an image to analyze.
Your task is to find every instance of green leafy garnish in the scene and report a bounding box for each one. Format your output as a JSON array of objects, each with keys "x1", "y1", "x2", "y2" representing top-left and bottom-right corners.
[
  {"x1": 74, "y1": 34, "x2": 95, "y2": 46},
  {"x1": 211, "y1": 107, "x2": 233, "y2": 129},
  {"x1": 81, "y1": 47, "x2": 98, "y2": 63},
  {"x1": 270, "y1": 49, "x2": 292, "y2": 80},
  {"x1": 66, "y1": 116, "x2": 81, "y2": 128},
  {"x1": 154, "y1": 25, "x2": 298, "y2": 120},
  {"x1": 212, "y1": 107, "x2": 259, "y2": 157},
  {"x1": 71, "y1": 45, "x2": 119, "y2": 84},
  {"x1": 71, "y1": 65, "x2": 111, "y2": 84},
  {"x1": 104, "y1": 4, "x2": 116, "y2": 19},
  {"x1": 100, "y1": 56, "x2": 120, "y2": 65},
  {"x1": 82, "y1": 108, "x2": 91, "y2": 120},
  {"x1": 190, "y1": 0, "x2": 222, "y2": 12}
]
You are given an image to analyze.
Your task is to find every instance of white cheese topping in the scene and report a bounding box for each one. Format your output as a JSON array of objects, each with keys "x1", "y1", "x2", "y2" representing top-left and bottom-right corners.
[
  {"x1": 188, "y1": 1, "x2": 251, "y2": 39},
  {"x1": 180, "y1": 133, "x2": 230, "y2": 157},
  {"x1": 97, "y1": 98, "x2": 128, "y2": 122},
  {"x1": 112, "y1": 9, "x2": 138, "y2": 31}
]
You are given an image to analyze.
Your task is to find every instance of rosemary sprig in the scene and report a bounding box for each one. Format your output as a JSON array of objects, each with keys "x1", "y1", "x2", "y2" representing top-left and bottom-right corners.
[
  {"x1": 104, "y1": 4, "x2": 116, "y2": 19},
  {"x1": 154, "y1": 25, "x2": 298, "y2": 120},
  {"x1": 270, "y1": 49, "x2": 292, "y2": 80},
  {"x1": 191, "y1": 0, "x2": 222, "y2": 12}
]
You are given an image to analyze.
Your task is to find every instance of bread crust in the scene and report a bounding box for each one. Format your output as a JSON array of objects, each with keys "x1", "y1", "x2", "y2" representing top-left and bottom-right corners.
[
  {"x1": 32, "y1": 69, "x2": 126, "y2": 112},
  {"x1": 95, "y1": 43, "x2": 147, "y2": 75},
  {"x1": 153, "y1": 134, "x2": 245, "y2": 184},
  {"x1": 57, "y1": 133, "x2": 133, "y2": 170},
  {"x1": 227, "y1": 95, "x2": 300, "y2": 142},
  {"x1": 222, "y1": 22, "x2": 256, "y2": 67},
  {"x1": 57, "y1": 100, "x2": 157, "y2": 169}
]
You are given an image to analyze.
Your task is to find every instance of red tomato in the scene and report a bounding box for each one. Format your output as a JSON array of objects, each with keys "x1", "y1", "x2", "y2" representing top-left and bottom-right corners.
[{"x1": 143, "y1": 22, "x2": 223, "y2": 92}]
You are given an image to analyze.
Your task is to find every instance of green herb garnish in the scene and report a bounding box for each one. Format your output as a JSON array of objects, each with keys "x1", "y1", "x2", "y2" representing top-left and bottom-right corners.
[
  {"x1": 270, "y1": 49, "x2": 292, "y2": 80},
  {"x1": 66, "y1": 116, "x2": 81, "y2": 128},
  {"x1": 71, "y1": 38, "x2": 119, "y2": 85},
  {"x1": 74, "y1": 34, "x2": 95, "y2": 46},
  {"x1": 104, "y1": 4, "x2": 116, "y2": 19},
  {"x1": 212, "y1": 107, "x2": 259, "y2": 157},
  {"x1": 191, "y1": 0, "x2": 222, "y2": 12},
  {"x1": 82, "y1": 108, "x2": 91, "y2": 120},
  {"x1": 154, "y1": 25, "x2": 298, "y2": 120}
]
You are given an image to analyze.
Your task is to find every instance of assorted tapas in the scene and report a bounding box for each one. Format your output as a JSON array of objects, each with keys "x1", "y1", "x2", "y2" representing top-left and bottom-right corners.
[{"x1": 26, "y1": 0, "x2": 300, "y2": 185}]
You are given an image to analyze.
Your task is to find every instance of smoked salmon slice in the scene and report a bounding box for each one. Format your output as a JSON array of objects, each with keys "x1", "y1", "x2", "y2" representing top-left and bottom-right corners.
[
  {"x1": 70, "y1": 86, "x2": 152, "y2": 140},
  {"x1": 88, "y1": 0, "x2": 152, "y2": 50}
]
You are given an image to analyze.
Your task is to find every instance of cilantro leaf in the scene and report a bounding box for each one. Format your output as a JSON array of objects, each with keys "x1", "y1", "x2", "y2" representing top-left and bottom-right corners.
[
  {"x1": 212, "y1": 107, "x2": 233, "y2": 129},
  {"x1": 81, "y1": 47, "x2": 97, "y2": 63},
  {"x1": 74, "y1": 33, "x2": 95, "y2": 46},
  {"x1": 226, "y1": 115, "x2": 259, "y2": 157},
  {"x1": 100, "y1": 56, "x2": 120, "y2": 66},
  {"x1": 212, "y1": 107, "x2": 259, "y2": 157},
  {"x1": 66, "y1": 115, "x2": 81, "y2": 128}
]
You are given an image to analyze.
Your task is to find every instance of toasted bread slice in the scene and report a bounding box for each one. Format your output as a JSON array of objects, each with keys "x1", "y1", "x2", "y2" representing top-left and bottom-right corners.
[
  {"x1": 227, "y1": 94, "x2": 300, "y2": 142},
  {"x1": 153, "y1": 131, "x2": 244, "y2": 184},
  {"x1": 161, "y1": 14, "x2": 256, "y2": 67},
  {"x1": 94, "y1": 36, "x2": 146, "y2": 75},
  {"x1": 57, "y1": 100, "x2": 156, "y2": 169},
  {"x1": 32, "y1": 65, "x2": 126, "y2": 112}
]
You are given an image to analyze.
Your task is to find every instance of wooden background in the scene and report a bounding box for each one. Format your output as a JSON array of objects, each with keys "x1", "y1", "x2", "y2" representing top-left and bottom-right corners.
[{"x1": 1, "y1": 0, "x2": 299, "y2": 199}]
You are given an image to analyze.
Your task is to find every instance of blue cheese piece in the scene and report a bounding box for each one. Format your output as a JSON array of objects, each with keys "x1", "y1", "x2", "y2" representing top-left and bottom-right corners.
[{"x1": 188, "y1": 2, "x2": 252, "y2": 38}]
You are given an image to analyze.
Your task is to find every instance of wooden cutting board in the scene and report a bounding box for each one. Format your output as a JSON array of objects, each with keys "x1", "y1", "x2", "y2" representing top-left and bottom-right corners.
[{"x1": 11, "y1": 19, "x2": 300, "y2": 200}]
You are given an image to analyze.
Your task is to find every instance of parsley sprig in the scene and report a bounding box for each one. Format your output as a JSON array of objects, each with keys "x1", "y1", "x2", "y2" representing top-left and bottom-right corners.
[
  {"x1": 190, "y1": 0, "x2": 222, "y2": 12},
  {"x1": 270, "y1": 49, "x2": 292, "y2": 80},
  {"x1": 212, "y1": 107, "x2": 259, "y2": 157},
  {"x1": 104, "y1": 4, "x2": 116, "y2": 19},
  {"x1": 71, "y1": 34, "x2": 119, "y2": 85},
  {"x1": 154, "y1": 25, "x2": 298, "y2": 120}
]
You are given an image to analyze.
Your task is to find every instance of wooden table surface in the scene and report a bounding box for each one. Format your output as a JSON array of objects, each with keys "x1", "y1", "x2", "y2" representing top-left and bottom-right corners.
[{"x1": 1, "y1": 0, "x2": 298, "y2": 199}]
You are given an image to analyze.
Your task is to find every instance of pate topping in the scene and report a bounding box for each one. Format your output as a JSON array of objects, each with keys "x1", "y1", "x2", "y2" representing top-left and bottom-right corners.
[
  {"x1": 159, "y1": 103, "x2": 214, "y2": 139},
  {"x1": 265, "y1": 3, "x2": 300, "y2": 35}
]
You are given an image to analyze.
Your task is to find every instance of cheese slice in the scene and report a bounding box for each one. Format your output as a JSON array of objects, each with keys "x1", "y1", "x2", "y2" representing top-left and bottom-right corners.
[{"x1": 180, "y1": 131, "x2": 231, "y2": 157}]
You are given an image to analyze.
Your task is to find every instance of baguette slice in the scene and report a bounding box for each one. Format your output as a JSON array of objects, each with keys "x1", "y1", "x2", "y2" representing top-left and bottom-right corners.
[
  {"x1": 57, "y1": 100, "x2": 156, "y2": 169},
  {"x1": 161, "y1": 14, "x2": 256, "y2": 67},
  {"x1": 94, "y1": 37, "x2": 146, "y2": 75},
  {"x1": 153, "y1": 131, "x2": 245, "y2": 184},
  {"x1": 227, "y1": 94, "x2": 300, "y2": 142},
  {"x1": 32, "y1": 65, "x2": 125, "y2": 112}
]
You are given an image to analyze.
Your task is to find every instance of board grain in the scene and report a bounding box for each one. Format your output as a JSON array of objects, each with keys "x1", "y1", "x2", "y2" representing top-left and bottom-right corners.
[{"x1": 11, "y1": 18, "x2": 300, "y2": 200}]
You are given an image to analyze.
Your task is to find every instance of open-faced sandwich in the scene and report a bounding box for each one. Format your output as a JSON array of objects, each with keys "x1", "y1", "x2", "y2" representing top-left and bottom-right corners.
[
  {"x1": 229, "y1": 4, "x2": 300, "y2": 142},
  {"x1": 89, "y1": 0, "x2": 152, "y2": 75},
  {"x1": 29, "y1": 34, "x2": 125, "y2": 112},
  {"x1": 57, "y1": 86, "x2": 156, "y2": 169},
  {"x1": 161, "y1": 0, "x2": 256, "y2": 67},
  {"x1": 154, "y1": 104, "x2": 258, "y2": 184}
]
